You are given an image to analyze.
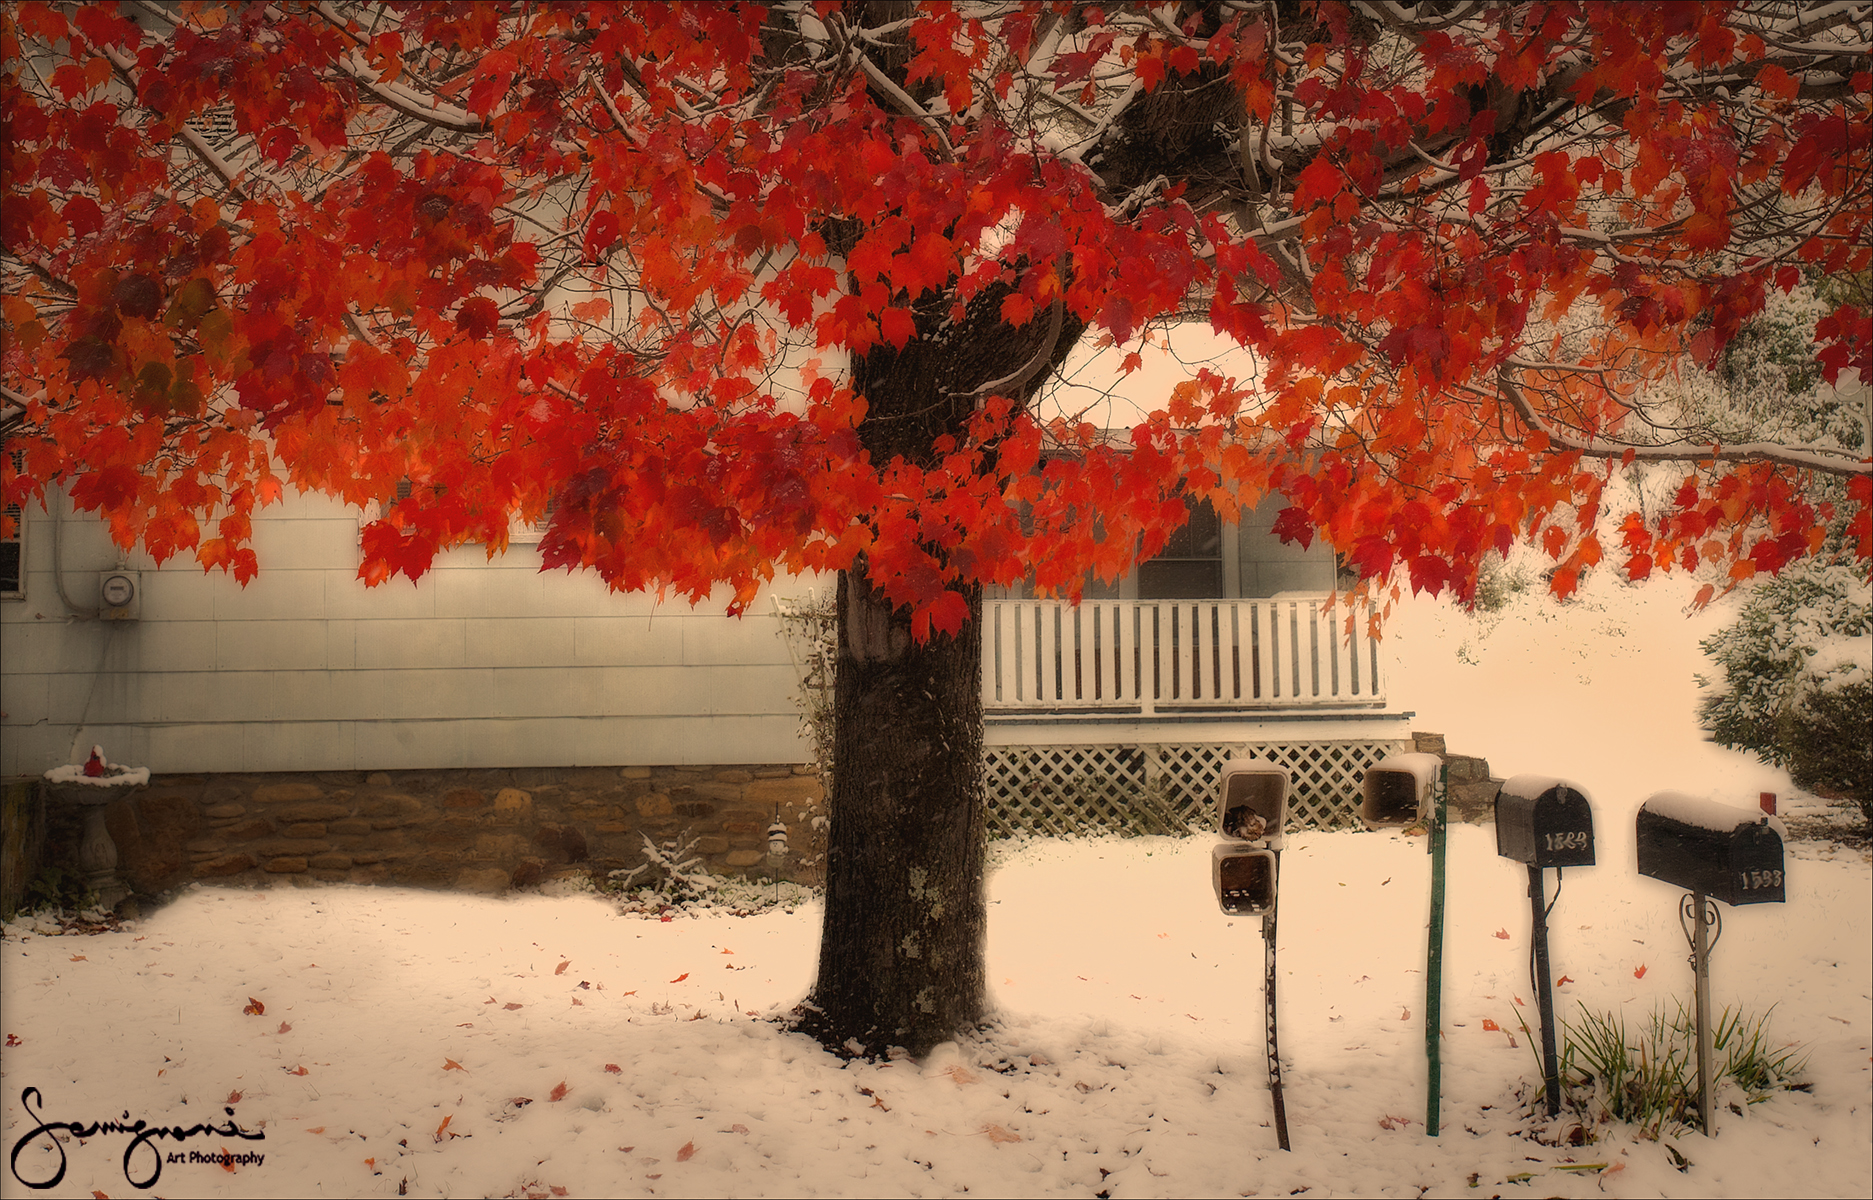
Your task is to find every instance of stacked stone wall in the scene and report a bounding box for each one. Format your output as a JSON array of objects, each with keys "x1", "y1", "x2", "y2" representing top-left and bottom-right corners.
[{"x1": 32, "y1": 764, "x2": 825, "y2": 900}]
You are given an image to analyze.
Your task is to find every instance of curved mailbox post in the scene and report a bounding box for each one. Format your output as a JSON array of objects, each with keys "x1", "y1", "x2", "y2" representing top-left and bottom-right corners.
[
  {"x1": 1210, "y1": 758, "x2": 1290, "y2": 1150},
  {"x1": 1636, "y1": 793, "x2": 1787, "y2": 1134},
  {"x1": 1494, "y1": 775, "x2": 1596, "y2": 1117}
]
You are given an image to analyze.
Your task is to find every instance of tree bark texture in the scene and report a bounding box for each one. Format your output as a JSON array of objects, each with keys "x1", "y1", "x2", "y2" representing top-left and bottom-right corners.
[{"x1": 806, "y1": 559, "x2": 986, "y2": 1057}]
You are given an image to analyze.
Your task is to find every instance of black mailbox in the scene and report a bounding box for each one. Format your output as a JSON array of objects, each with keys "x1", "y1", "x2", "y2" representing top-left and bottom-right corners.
[
  {"x1": 1217, "y1": 758, "x2": 1287, "y2": 843},
  {"x1": 1636, "y1": 793, "x2": 1786, "y2": 906},
  {"x1": 1212, "y1": 844, "x2": 1277, "y2": 915},
  {"x1": 1496, "y1": 775, "x2": 1595, "y2": 867},
  {"x1": 1361, "y1": 753, "x2": 1441, "y2": 828}
]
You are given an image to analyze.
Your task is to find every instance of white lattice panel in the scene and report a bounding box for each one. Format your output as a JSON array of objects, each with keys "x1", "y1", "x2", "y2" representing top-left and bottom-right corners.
[{"x1": 983, "y1": 738, "x2": 1410, "y2": 836}]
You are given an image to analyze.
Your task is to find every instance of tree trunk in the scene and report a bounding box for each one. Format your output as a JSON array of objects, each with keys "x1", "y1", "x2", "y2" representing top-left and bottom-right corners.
[{"x1": 803, "y1": 556, "x2": 986, "y2": 1057}]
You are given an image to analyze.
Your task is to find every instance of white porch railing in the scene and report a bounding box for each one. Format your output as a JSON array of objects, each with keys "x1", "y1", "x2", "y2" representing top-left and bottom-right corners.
[{"x1": 982, "y1": 597, "x2": 1385, "y2": 713}]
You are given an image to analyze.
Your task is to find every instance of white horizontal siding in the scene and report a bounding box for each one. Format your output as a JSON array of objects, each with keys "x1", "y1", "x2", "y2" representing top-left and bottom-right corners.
[{"x1": 0, "y1": 491, "x2": 811, "y2": 775}]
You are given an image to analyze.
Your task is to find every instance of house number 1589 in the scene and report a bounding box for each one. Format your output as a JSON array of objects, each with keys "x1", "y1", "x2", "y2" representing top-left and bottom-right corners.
[{"x1": 1542, "y1": 831, "x2": 1588, "y2": 851}]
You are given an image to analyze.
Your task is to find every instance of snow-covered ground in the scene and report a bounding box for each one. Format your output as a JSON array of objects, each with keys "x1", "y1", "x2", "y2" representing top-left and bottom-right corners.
[{"x1": 3, "y1": 572, "x2": 1868, "y2": 1199}]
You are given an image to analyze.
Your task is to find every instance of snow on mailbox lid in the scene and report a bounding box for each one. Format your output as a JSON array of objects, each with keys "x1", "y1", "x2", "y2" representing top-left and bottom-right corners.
[{"x1": 1637, "y1": 792, "x2": 1787, "y2": 905}]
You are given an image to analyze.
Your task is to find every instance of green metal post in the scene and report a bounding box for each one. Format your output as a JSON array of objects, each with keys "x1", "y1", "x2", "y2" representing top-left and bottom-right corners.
[{"x1": 1425, "y1": 763, "x2": 1447, "y2": 1136}]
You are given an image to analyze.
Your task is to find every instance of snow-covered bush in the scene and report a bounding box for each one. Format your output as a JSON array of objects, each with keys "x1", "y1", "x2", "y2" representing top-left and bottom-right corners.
[{"x1": 1698, "y1": 559, "x2": 1872, "y2": 824}]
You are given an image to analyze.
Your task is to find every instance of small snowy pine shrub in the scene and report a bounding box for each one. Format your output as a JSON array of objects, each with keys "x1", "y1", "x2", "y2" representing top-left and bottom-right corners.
[{"x1": 1698, "y1": 559, "x2": 1873, "y2": 825}]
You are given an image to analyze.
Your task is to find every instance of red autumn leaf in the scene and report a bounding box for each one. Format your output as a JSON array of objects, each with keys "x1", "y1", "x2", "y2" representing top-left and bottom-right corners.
[
  {"x1": 227, "y1": 1090, "x2": 242, "y2": 1103},
  {"x1": 444, "y1": 1058, "x2": 466, "y2": 1072},
  {"x1": 605, "y1": 1063, "x2": 622, "y2": 1074},
  {"x1": 285, "y1": 1066, "x2": 309, "y2": 1076},
  {"x1": 550, "y1": 1081, "x2": 569, "y2": 1101},
  {"x1": 1482, "y1": 1019, "x2": 1501, "y2": 1031},
  {"x1": 552, "y1": 1188, "x2": 569, "y2": 1197},
  {"x1": 504, "y1": 1003, "x2": 524, "y2": 1010},
  {"x1": 1634, "y1": 964, "x2": 1648, "y2": 979},
  {"x1": 676, "y1": 1141, "x2": 696, "y2": 1162},
  {"x1": 555, "y1": 961, "x2": 570, "y2": 976},
  {"x1": 1492, "y1": 928, "x2": 1510, "y2": 940},
  {"x1": 670, "y1": 973, "x2": 689, "y2": 983},
  {"x1": 243, "y1": 997, "x2": 264, "y2": 1016},
  {"x1": 277, "y1": 1022, "x2": 292, "y2": 1034},
  {"x1": 1556, "y1": 975, "x2": 1575, "y2": 987},
  {"x1": 5, "y1": 1034, "x2": 22, "y2": 1046},
  {"x1": 220, "y1": 1145, "x2": 237, "y2": 1172}
]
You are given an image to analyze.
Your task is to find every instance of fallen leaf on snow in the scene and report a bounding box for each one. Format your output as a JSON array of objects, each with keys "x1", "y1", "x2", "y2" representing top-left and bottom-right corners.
[
  {"x1": 720, "y1": 948, "x2": 734, "y2": 954},
  {"x1": 676, "y1": 1141, "x2": 696, "y2": 1162},
  {"x1": 511, "y1": 1097, "x2": 533, "y2": 1108},
  {"x1": 277, "y1": 1022, "x2": 292, "y2": 1034},
  {"x1": 434, "y1": 1114, "x2": 456, "y2": 1142},
  {"x1": 4, "y1": 1035, "x2": 20, "y2": 1046},
  {"x1": 227, "y1": 1090, "x2": 242, "y2": 1103},
  {"x1": 981, "y1": 1124, "x2": 1022, "y2": 1144},
  {"x1": 731, "y1": 1123, "x2": 749, "y2": 1134},
  {"x1": 605, "y1": 1063, "x2": 623, "y2": 1074},
  {"x1": 443, "y1": 1058, "x2": 466, "y2": 1072},
  {"x1": 285, "y1": 1066, "x2": 308, "y2": 1076},
  {"x1": 1493, "y1": 928, "x2": 1510, "y2": 940},
  {"x1": 669, "y1": 972, "x2": 689, "y2": 983},
  {"x1": 220, "y1": 1145, "x2": 236, "y2": 1172},
  {"x1": 1556, "y1": 975, "x2": 1575, "y2": 987},
  {"x1": 555, "y1": 961, "x2": 571, "y2": 975},
  {"x1": 243, "y1": 997, "x2": 264, "y2": 1015},
  {"x1": 1400, "y1": 1008, "x2": 1411, "y2": 1020},
  {"x1": 550, "y1": 1081, "x2": 569, "y2": 1102},
  {"x1": 1634, "y1": 964, "x2": 1648, "y2": 979},
  {"x1": 504, "y1": 1003, "x2": 524, "y2": 1010},
  {"x1": 69, "y1": 955, "x2": 86, "y2": 962},
  {"x1": 1482, "y1": 1019, "x2": 1501, "y2": 1031},
  {"x1": 307, "y1": 1126, "x2": 325, "y2": 1135}
]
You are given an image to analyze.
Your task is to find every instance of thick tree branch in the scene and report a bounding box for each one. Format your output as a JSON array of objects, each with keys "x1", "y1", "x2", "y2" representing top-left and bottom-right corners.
[{"x1": 1497, "y1": 369, "x2": 1872, "y2": 478}]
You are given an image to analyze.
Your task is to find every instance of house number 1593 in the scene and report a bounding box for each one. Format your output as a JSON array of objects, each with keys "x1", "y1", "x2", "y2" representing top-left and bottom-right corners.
[{"x1": 1740, "y1": 869, "x2": 1784, "y2": 890}]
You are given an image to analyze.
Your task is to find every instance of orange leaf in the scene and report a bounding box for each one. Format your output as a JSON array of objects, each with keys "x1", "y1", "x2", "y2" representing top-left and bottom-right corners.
[
  {"x1": 676, "y1": 1140, "x2": 696, "y2": 1162},
  {"x1": 243, "y1": 997, "x2": 265, "y2": 1016},
  {"x1": 1492, "y1": 928, "x2": 1510, "y2": 940},
  {"x1": 1633, "y1": 964, "x2": 1647, "y2": 979},
  {"x1": 227, "y1": 1090, "x2": 242, "y2": 1103},
  {"x1": 307, "y1": 1126, "x2": 326, "y2": 1135},
  {"x1": 69, "y1": 955, "x2": 87, "y2": 962},
  {"x1": 670, "y1": 972, "x2": 689, "y2": 983},
  {"x1": 605, "y1": 1064, "x2": 623, "y2": 1074},
  {"x1": 1400, "y1": 1008, "x2": 1411, "y2": 1020},
  {"x1": 981, "y1": 1123, "x2": 1023, "y2": 1144},
  {"x1": 1556, "y1": 975, "x2": 1574, "y2": 987},
  {"x1": 1482, "y1": 1019, "x2": 1501, "y2": 1031},
  {"x1": 552, "y1": 1189, "x2": 569, "y2": 1197},
  {"x1": 550, "y1": 1081, "x2": 569, "y2": 1102},
  {"x1": 221, "y1": 1145, "x2": 236, "y2": 1172},
  {"x1": 555, "y1": 961, "x2": 570, "y2": 975},
  {"x1": 435, "y1": 1114, "x2": 453, "y2": 1141},
  {"x1": 504, "y1": 1002, "x2": 524, "y2": 1010},
  {"x1": 444, "y1": 1058, "x2": 466, "y2": 1071},
  {"x1": 286, "y1": 1066, "x2": 309, "y2": 1076},
  {"x1": 720, "y1": 948, "x2": 734, "y2": 955}
]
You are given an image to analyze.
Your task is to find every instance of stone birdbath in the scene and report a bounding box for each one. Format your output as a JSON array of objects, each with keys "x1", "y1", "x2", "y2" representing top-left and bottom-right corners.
[{"x1": 43, "y1": 750, "x2": 150, "y2": 911}]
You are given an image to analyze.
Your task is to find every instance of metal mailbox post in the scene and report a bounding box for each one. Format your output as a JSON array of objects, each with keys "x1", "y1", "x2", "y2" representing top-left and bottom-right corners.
[
  {"x1": 1494, "y1": 775, "x2": 1597, "y2": 1117},
  {"x1": 1210, "y1": 758, "x2": 1290, "y2": 1150},
  {"x1": 1636, "y1": 793, "x2": 1788, "y2": 1134}
]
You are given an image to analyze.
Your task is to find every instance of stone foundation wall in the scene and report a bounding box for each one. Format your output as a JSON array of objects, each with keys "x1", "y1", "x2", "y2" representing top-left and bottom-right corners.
[{"x1": 43, "y1": 764, "x2": 825, "y2": 901}]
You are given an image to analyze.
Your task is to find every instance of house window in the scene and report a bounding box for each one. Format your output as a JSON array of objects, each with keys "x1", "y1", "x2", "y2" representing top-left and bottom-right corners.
[
  {"x1": 1137, "y1": 497, "x2": 1222, "y2": 598},
  {"x1": 1, "y1": 449, "x2": 22, "y2": 599}
]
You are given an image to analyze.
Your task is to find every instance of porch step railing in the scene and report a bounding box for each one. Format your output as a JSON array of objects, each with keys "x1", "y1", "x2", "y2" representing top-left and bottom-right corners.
[{"x1": 982, "y1": 597, "x2": 1385, "y2": 714}]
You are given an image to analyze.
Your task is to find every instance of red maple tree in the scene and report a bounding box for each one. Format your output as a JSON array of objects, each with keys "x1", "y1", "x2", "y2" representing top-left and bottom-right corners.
[{"x1": 3, "y1": 1, "x2": 1868, "y2": 1053}]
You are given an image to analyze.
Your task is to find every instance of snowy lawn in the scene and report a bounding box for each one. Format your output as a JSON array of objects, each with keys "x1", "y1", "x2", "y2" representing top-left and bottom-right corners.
[{"x1": 3, "y1": 574, "x2": 1868, "y2": 1199}]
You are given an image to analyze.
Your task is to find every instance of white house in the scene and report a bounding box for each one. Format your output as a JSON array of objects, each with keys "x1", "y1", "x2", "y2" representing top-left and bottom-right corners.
[{"x1": 3, "y1": 475, "x2": 1413, "y2": 841}]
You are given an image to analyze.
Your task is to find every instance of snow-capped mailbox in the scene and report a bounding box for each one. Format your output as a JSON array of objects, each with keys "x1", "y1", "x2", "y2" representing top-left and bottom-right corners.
[
  {"x1": 1212, "y1": 844, "x2": 1278, "y2": 916},
  {"x1": 1495, "y1": 775, "x2": 1595, "y2": 868},
  {"x1": 1636, "y1": 793, "x2": 1786, "y2": 906},
  {"x1": 1361, "y1": 753, "x2": 1441, "y2": 828},
  {"x1": 1217, "y1": 758, "x2": 1286, "y2": 844}
]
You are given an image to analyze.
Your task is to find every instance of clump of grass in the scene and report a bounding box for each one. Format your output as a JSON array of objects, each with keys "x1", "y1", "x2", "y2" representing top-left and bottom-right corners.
[{"x1": 1552, "y1": 1001, "x2": 1808, "y2": 1138}]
